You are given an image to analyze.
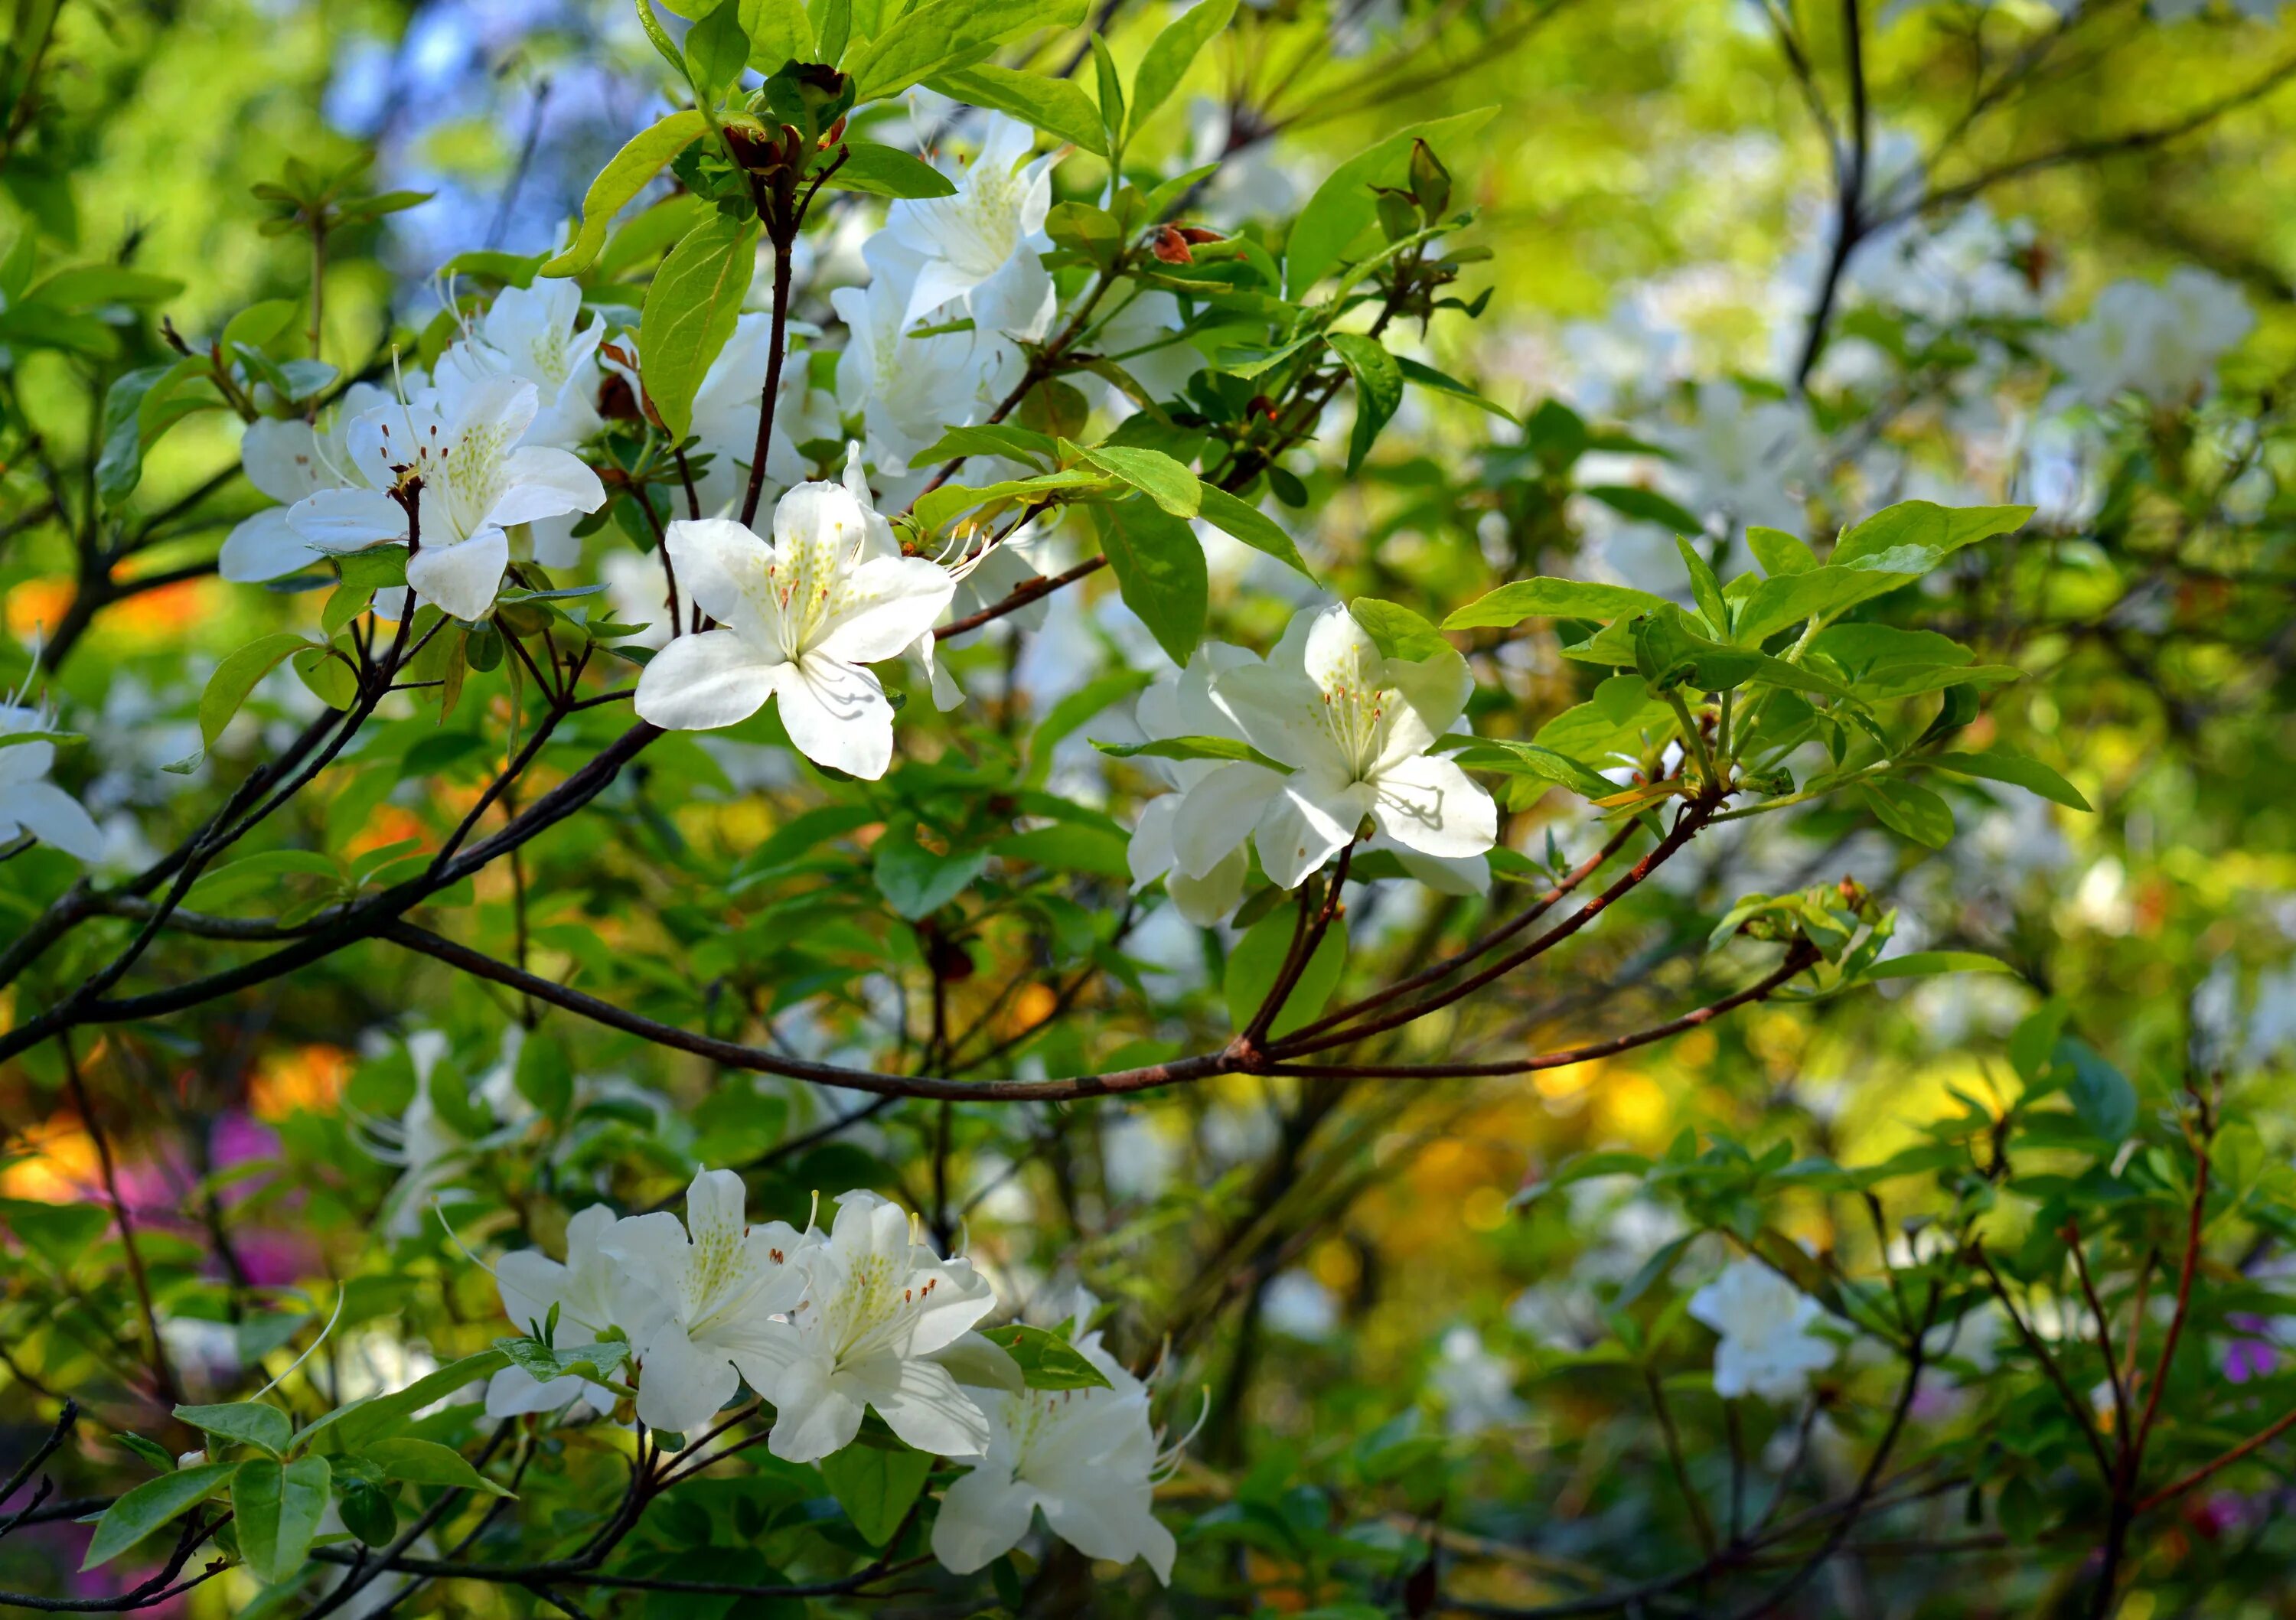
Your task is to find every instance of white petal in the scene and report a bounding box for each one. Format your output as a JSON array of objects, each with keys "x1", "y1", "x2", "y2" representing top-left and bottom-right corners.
[
  {"x1": 484, "y1": 1367, "x2": 583, "y2": 1419},
  {"x1": 4, "y1": 781, "x2": 104, "y2": 862},
  {"x1": 494, "y1": 1248, "x2": 570, "y2": 1341},
  {"x1": 769, "y1": 479, "x2": 869, "y2": 557},
  {"x1": 488, "y1": 448, "x2": 606, "y2": 529},
  {"x1": 1375, "y1": 647, "x2": 1473, "y2": 777},
  {"x1": 810, "y1": 556, "x2": 957, "y2": 666},
  {"x1": 931, "y1": 1468, "x2": 1037, "y2": 1575},
  {"x1": 771, "y1": 657, "x2": 895, "y2": 779},
  {"x1": 872, "y1": 1354, "x2": 992, "y2": 1459},
  {"x1": 902, "y1": 1258, "x2": 998, "y2": 1359},
  {"x1": 902, "y1": 256, "x2": 985, "y2": 328},
  {"x1": 765, "y1": 1353, "x2": 866, "y2": 1462},
  {"x1": 220, "y1": 509, "x2": 325, "y2": 582},
  {"x1": 286, "y1": 487, "x2": 407, "y2": 553},
  {"x1": 1254, "y1": 771, "x2": 1371, "y2": 890},
  {"x1": 1214, "y1": 662, "x2": 1345, "y2": 775},
  {"x1": 663, "y1": 518, "x2": 768, "y2": 629},
  {"x1": 930, "y1": 1332, "x2": 1025, "y2": 1395},
  {"x1": 240, "y1": 418, "x2": 328, "y2": 504},
  {"x1": 1170, "y1": 761, "x2": 1283, "y2": 880},
  {"x1": 1369, "y1": 753, "x2": 1498, "y2": 860},
  {"x1": 634, "y1": 1325, "x2": 740, "y2": 1437},
  {"x1": 634, "y1": 630, "x2": 781, "y2": 732},
  {"x1": 1167, "y1": 844, "x2": 1247, "y2": 926},
  {"x1": 406, "y1": 530, "x2": 511, "y2": 622},
  {"x1": 1127, "y1": 794, "x2": 1179, "y2": 888}
]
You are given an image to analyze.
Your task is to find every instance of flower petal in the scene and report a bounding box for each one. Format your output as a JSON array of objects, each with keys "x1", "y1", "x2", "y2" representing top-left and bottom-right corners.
[
  {"x1": 286, "y1": 488, "x2": 407, "y2": 553},
  {"x1": 1369, "y1": 753, "x2": 1498, "y2": 860},
  {"x1": 771, "y1": 657, "x2": 895, "y2": 779},
  {"x1": 765, "y1": 1353, "x2": 866, "y2": 1463},
  {"x1": 872, "y1": 1353, "x2": 992, "y2": 1459},
  {"x1": 634, "y1": 630, "x2": 781, "y2": 732},
  {"x1": 220, "y1": 509, "x2": 325, "y2": 583},
  {"x1": 931, "y1": 1468, "x2": 1037, "y2": 1576},
  {"x1": 240, "y1": 418, "x2": 329, "y2": 504},
  {"x1": 1375, "y1": 647, "x2": 1473, "y2": 777},
  {"x1": 1254, "y1": 771, "x2": 1371, "y2": 890},
  {"x1": 634, "y1": 1325, "x2": 740, "y2": 1437},
  {"x1": 1169, "y1": 761, "x2": 1283, "y2": 880},
  {"x1": 488, "y1": 447, "x2": 606, "y2": 529},
  {"x1": 3, "y1": 781, "x2": 104, "y2": 862},
  {"x1": 406, "y1": 530, "x2": 511, "y2": 622},
  {"x1": 810, "y1": 556, "x2": 956, "y2": 667},
  {"x1": 663, "y1": 518, "x2": 768, "y2": 630}
]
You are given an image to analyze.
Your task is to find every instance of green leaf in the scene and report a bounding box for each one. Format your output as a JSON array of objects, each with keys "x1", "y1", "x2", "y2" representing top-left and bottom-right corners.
[
  {"x1": 908, "y1": 423, "x2": 1058, "y2": 468},
  {"x1": 1829, "y1": 500, "x2": 2033, "y2": 574},
  {"x1": 492, "y1": 1335, "x2": 632, "y2": 1387},
  {"x1": 1446, "y1": 738, "x2": 1614, "y2": 800},
  {"x1": 293, "y1": 646, "x2": 360, "y2": 710},
  {"x1": 295, "y1": 1350, "x2": 510, "y2": 1455},
  {"x1": 2060, "y1": 1037, "x2": 2137, "y2": 1143},
  {"x1": 1860, "y1": 778, "x2": 1954, "y2": 848},
  {"x1": 1732, "y1": 565, "x2": 1909, "y2": 647},
  {"x1": 172, "y1": 1403, "x2": 292, "y2": 1458},
  {"x1": 1861, "y1": 951, "x2": 2017, "y2": 983},
  {"x1": 95, "y1": 364, "x2": 176, "y2": 508},
  {"x1": 27, "y1": 264, "x2": 184, "y2": 310},
  {"x1": 931, "y1": 65, "x2": 1107, "y2": 155},
  {"x1": 1126, "y1": 0, "x2": 1236, "y2": 142},
  {"x1": 1043, "y1": 199, "x2": 1124, "y2": 269},
  {"x1": 1097, "y1": 497, "x2": 1206, "y2": 665},
  {"x1": 873, "y1": 825, "x2": 987, "y2": 920},
  {"x1": 980, "y1": 1322, "x2": 1115, "y2": 1391},
  {"x1": 820, "y1": 1444, "x2": 931, "y2": 1546},
  {"x1": 1349, "y1": 597, "x2": 1450, "y2": 663},
  {"x1": 827, "y1": 142, "x2": 960, "y2": 198},
  {"x1": 540, "y1": 111, "x2": 711, "y2": 277},
  {"x1": 1071, "y1": 442, "x2": 1199, "y2": 517},
  {"x1": 366, "y1": 1437, "x2": 514, "y2": 1497},
  {"x1": 640, "y1": 212, "x2": 762, "y2": 441},
  {"x1": 1092, "y1": 734, "x2": 1287, "y2": 771},
  {"x1": 1675, "y1": 536, "x2": 1728, "y2": 633},
  {"x1": 338, "y1": 1483, "x2": 398, "y2": 1549},
  {"x1": 683, "y1": 0, "x2": 752, "y2": 97},
  {"x1": 1395, "y1": 356, "x2": 1515, "y2": 423},
  {"x1": 1921, "y1": 751, "x2": 2091, "y2": 813},
  {"x1": 1089, "y1": 32, "x2": 1125, "y2": 142},
  {"x1": 1745, "y1": 525, "x2": 1816, "y2": 577},
  {"x1": 1327, "y1": 332, "x2": 1401, "y2": 474},
  {"x1": 913, "y1": 468, "x2": 1104, "y2": 533},
  {"x1": 233, "y1": 1455, "x2": 331, "y2": 1585},
  {"x1": 1590, "y1": 484, "x2": 1704, "y2": 536},
  {"x1": 1195, "y1": 483, "x2": 1313, "y2": 577},
  {"x1": 1225, "y1": 908, "x2": 1349, "y2": 1038},
  {"x1": 200, "y1": 633, "x2": 318, "y2": 749},
  {"x1": 845, "y1": 0, "x2": 1088, "y2": 102},
  {"x1": 1443, "y1": 578, "x2": 1668, "y2": 631},
  {"x1": 514, "y1": 1032, "x2": 575, "y2": 1120},
  {"x1": 81, "y1": 1463, "x2": 239, "y2": 1569},
  {"x1": 1285, "y1": 106, "x2": 1495, "y2": 298},
  {"x1": 2008, "y1": 999, "x2": 2071, "y2": 1087},
  {"x1": 742, "y1": 0, "x2": 814, "y2": 67}
]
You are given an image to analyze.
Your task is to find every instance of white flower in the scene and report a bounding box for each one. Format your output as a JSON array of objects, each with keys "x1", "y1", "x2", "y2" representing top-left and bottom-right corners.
[
  {"x1": 0, "y1": 703, "x2": 103, "y2": 862},
  {"x1": 599, "y1": 1169, "x2": 811, "y2": 1437},
  {"x1": 883, "y1": 113, "x2": 1055, "y2": 329},
  {"x1": 285, "y1": 375, "x2": 605, "y2": 623},
  {"x1": 1657, "y1": 380, "x2": 1821, "y2": 538},
  {"x1": 1124, "y1": 645, "x2": 1260, "y2": 925},
  {"x1": 831, "y1": 238, "x2": 1016, "y2": 466},
  {"x1": 741, "y1": 1190, "x2": 1001, "y2": 1463},
  {"x1": 1201, "y1": 605, "x2": 1498, "y2": 889},
  {"x1": 1428, "y1": 1326, "x2": 1524, "y2": 1437},
  {"x1": 2043, "y1": 267, "x2": 2254, "y2": 408},
  {"x1": 687, "y1": 314, "x2": 843, "y2": 517},
  {"x1": 486, "y1": 1204, "x2": 639, "y2": 1419},
  {"x1": 217, "y1": 384, "x2": 393, "y2": 583},
  {"x1": 434, "y1": 280, "x2": 604, "y2": 451},
  {"x1": 1688, "y1": 1259, "x2": 1837, "y2": 1402},
  {"x1": 631, "y1": 478, "x2": 954, "y2": 781},
  {"x1": 930, "y1": 1328, "x2": 1176, "y2": 1583}
]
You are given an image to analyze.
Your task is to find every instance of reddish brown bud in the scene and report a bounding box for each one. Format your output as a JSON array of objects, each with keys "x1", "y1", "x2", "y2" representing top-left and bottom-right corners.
[
  {"x1": 1150, "y1": 224, "x2": 1193, "y2": 265},
  {"x1": 1176, "y1": 226, "x2": 1224, "y2": 244}
]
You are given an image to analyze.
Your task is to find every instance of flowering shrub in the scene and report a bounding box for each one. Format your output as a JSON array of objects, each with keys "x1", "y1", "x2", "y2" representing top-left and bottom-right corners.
[{"x1": 7, "y1": 1, "x2": 2296, "y2": 1616}]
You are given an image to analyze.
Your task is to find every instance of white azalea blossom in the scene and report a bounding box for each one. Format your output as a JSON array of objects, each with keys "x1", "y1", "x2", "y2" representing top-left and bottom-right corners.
[
  {"x1": 883, "y1": 112, "x2": 1055, "y2": 330},
  {"x1": 930, "y1": 1326, "x2": 1176, "y2": 1583},
  {"x1": 687, "y1": 313, "x2": 843, "y2": 516},
  {"x1": 1125, "y1": 646, "x2": 1261, "y2": 924},
  {"x1": 832, "y1": 238, "x2": 1016, "y2": 466},
  {"x1": 1194, "y1": 605, "x2": 1498, "y2": 889},
  {"x1": 434, "y1": 279, "x2": 605, "y2": 451},
  {"x1": 741, "y1": 1189, "x2": 1002, "y2": 1463},
  {"x1": 0, "y1": 701, "x2": 103, "y2": 862},
  {"x1": 1688, "y1": 1259, "x2": 1837, "y2": 1402},
  {"x1": 217, "y1": 383, "x2": 393, "y2": 583},
  {"x1": 631, "y1": 477, "x2": 954, "y2": 780},
  {"x1": 285, "y1": 375, "x2": 605, "y2": 623},
  {"x1": 486, "y1": 1204, "x2": 633, "y2": 1419},
  {"x1": 2043, "y1": 267, "x2": 2255, "y2": 408},
  {"x1": 599, "y1": 1169, "x2": 810, "y2": 1437}
]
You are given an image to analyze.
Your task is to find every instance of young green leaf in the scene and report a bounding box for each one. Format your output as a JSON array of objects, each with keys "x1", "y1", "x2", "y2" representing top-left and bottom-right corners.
[
  {"x1": 1285, "y1": 106, "x2": 1495, "y2": 298},
  {"x1": 1745, "y1": 524, "x2": 1817, "y2": 577},
  {"x1": 981, "y1": 1322, "x2": 1116, "y2": 1390},
  {"x1": 1327, "y1": 332, "x2": 1401, "y2": 474},
  {"x1": 1126, "y1": 0, "x2": 1237, "y2": 142},
  {"x1": 80, "y1": 1463, "x2": 238, "y2": 1569},
  {"x1": 171, "y1": 1402, "x2": 292, "y2": 1458},
  {"x1": 931, "y1": 65, "x2": 1107, "y2": 155},
  {"x1": 1071, "y1": 442, "x2": 1200, "y2": 517},
  {"x1": 683, "y1": 0, "x2": 752, "y2": 97},
  {"x1": 1195, "y1": 483, "x2": 1313, "y2": 576},
  {"x1": 1096, "y1": 497, "x2": 1207, "y2": 666},
  {"x1": 231, "y1": 1455, "x2": 331, "y2": 1585},
  {"x1": 639, "y1": 212, "x2": 761, "y2": 441},
  {"x1": 539, "y1": 111, "x2": 710, "y2": 278},
  {"x1": 845, "y1": 0, "x2": 1088, "y2": 102},
  {"x1": 1224, "y1": 908, "x2": 1349, "y2": 1038},
  {"x1": 201, "y1": 633, "x2": 318, "y2": 749},
  {"x1": 826, "y1": 142, "x2": 960, "y2": 198},
  {"x1": 820, "y1": 1444, "x2": 933, "y2": 1546},
  {"x1": 366, "y1": 1437, "x2": 514, "y2": 1497},
  {"x1": 1920, "y1": 750, "x2": 2092, "y2": 813},
  {"x1": 1443, "y1": 578, "x2": 1668, "y2": 631}
]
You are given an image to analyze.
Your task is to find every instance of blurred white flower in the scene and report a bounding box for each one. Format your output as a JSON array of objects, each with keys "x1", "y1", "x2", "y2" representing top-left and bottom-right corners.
[
  {"x1": 0, "y1": 701, "x2": 103, "y2": 862},
  {"x1": 486, "y1": 1205, "x2": 638, "y2": 1420},
  {"x1": 1689, "y1": 1259, "x2": 1836, "y2": 1402},
  {"x1": 217, "y1": 383, "x2": 393, "y2": 583},
  {"x1": 2043, "y1": 269, "x2": 2253, "y2": 408}
]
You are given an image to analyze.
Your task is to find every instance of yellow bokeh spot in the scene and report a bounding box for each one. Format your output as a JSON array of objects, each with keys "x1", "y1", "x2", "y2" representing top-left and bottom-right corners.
[
  {"x1": 1597, "y1": 1070, "x2": 1669, "y2": 1146},
  {"x1": 1309, "y1": 1237, "x2": 1361, "y2": 1293},
  {"x1": 249, "y1": 1044, "x2": 351, "y2": 1120},
  {"x1": 1463, "y1": 1185, "x2": 1512, "y2": 1232},
  {"x1": 1006, "y1": 982, "x2": 1058, "y2": 1037},
  {"x1": 0, "y1": 1115, "x2": 97, "y2": 1203},
  {"x1": 6, "y1": 579, "x2": 73, "y2": 644},
  {"x1": 1673, "y1": 1028, "x2": 1717, "y2": 1069}
]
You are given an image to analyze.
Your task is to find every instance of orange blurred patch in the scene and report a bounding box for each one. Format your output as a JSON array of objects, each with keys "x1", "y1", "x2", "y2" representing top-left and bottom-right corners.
[
  {"x1": 109, "y1": 578, "x2": 217, "y2": 636},
  {"x1": 0, "y1": 1113, "x2": 98, "y2": 1203},
  {"x1": 6, "y1": 579, "x2": 73, "y2": 644},
  {"x1": 1004, "y1": 981, "x2": 1058, "y2": 1038},
  {"x1": 249, "y1": 1045, "x2": 350, "y2": 1120},
  {"x1": 346, "y1": 806, "x2": 425, "y2": 862}
]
